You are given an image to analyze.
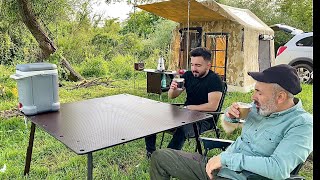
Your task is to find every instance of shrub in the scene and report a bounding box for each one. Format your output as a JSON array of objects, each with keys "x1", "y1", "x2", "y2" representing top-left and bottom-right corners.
[
  {"x1": 80, "y1": 56, "x2": 108, "y2": 78},
  {"x1": 107, "y1": 54, "x2": 135, "y2": 79}
]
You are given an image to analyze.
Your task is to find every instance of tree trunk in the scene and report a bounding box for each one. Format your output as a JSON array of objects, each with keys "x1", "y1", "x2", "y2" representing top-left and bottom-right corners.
[
  {"x1": 60, "y1": 56, "x2": 84, "y2": 81},
  {"x1": 18, "y1": 0, "x2": 56, "y2": 59},
  {"x1": 18, "y1": 0, "x2": 84, "y2": 81}
]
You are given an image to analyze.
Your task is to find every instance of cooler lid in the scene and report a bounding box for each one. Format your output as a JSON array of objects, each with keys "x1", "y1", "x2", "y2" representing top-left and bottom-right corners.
[{"x1": 16, "y1": 63, "x2": 57, "y2": 72}]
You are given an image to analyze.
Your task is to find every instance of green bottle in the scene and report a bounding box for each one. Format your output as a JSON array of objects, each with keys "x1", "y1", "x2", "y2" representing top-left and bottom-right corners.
[{"x1": 161, "y1": 74, "x2": 167, "y2": 88}]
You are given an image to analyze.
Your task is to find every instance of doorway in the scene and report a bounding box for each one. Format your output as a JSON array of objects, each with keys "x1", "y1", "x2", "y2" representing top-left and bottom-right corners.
[
  {"x1": 204, "y1": 33, "x2": 229, "y2": 81},
  {"x1": 258, "y1": 37, "x2": 271, "y2": 72}
]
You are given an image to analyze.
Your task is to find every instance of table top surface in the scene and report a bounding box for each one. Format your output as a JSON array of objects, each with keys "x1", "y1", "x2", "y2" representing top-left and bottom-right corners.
[{"x1": 27, "y1": 94, "x2": 212, "y2": 155}]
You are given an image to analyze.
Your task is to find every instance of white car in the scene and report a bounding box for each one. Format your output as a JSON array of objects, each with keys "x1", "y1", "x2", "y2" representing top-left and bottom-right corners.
[{"x1": 271, "y1": 24, "x2": 313, "y2": 83}]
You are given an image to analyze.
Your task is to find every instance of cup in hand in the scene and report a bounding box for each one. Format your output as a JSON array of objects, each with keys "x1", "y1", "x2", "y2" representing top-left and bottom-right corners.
[
  {"x1": 237, "y1": 102, "x2": 252, "y2": 119},
  {"x1": 174, "y1": 78, "x2": 185, "y2": 90}
]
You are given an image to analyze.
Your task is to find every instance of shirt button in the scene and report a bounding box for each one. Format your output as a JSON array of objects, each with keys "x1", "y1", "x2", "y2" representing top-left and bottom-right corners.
[
  {"x1": 247, "y1": 142, "x2": 250, "y2": 144},
  {"x1": 255, "y1": 129, "x2": 257, "y2": 131}
]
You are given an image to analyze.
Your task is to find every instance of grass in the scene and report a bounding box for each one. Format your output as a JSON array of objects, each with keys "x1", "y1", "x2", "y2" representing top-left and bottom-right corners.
[{"x1": 0, "y1": 66, "x2": 313, "y2": 179}]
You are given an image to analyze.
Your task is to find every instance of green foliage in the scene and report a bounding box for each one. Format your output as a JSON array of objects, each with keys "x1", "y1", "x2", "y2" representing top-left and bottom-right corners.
[
  {"x1": 0, "y1": 65, "x2": 16, "y2": 87},
  {"x1": 117, "y1": 33, "x2": 144, "y2": 55},
  {"x1": 0, "y1": 27, "x2": 39, "y2": 65},
  {"x1": 278, "y1": 0, "x2": 313, "y2": 32},
  {"x1": 80, "y1": 56, "x2": 108, "y2": 78},
  {"x1": 0, "y1": 0, "x2": 314, "y2": 178},
  {"x1": 0, "y1": 76, "x2": 313, "y2": 179},
  {"x1": 57, "y1": 24, "x2": 95, "y2": 64},
  {"x1": 142, "y1": 20, "x2": 178, "y2": 58},
  {"x1": 0, "y1": 0, "x2": 313, "y2": 70},
  {"x1": 0, "y1": 32, "x2": 12, "y2": 65},
  {"x1": 296, "y1": 84, "x2": 313, "y2": 114},
  {"x1": 219, "y1": 0, "x2": 313, "y2": 54},
  {"x1": 91, "y1": 33, "x2": 119, "y2": 60},
  {"x1": 0, "y1": 65, "x2": 18, "y2": 110},
  {"x1": 121, "y1": 11, "x2": 163, "y2": 38},
  {"x1": 107, "y1": 54, "x2": 135, "y2": 79},
  {"x1": 102, "y1": 18, "x2": 122, "y2": 33}
]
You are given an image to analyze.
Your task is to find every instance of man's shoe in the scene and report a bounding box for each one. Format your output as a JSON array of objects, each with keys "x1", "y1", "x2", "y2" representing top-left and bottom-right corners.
[{"x1": 146, "y1": 151, "x2": 153, "y2": 159}]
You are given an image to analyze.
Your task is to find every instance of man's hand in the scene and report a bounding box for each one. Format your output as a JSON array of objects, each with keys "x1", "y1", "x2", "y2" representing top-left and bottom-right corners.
[
  {"x1": 168, "y1": 80, "x2": 184, "y2": 99},
  {"x1": 206, "y1": 155, "x2": 222, "y2": 179},
  {"x1": 226, "y1": 102, "x2": 240, "y2": 119},
  {"x1": 170, "y1": 80, "x2": 178, "y2": 90}
]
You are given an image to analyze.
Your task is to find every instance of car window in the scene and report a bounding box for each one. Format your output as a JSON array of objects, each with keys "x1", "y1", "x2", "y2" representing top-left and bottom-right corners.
[{"x1": 296, "y1": 36, "x2": 313, "y2": 47}]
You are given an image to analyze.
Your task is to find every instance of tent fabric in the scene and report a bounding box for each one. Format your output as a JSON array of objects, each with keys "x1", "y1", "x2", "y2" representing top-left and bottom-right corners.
[
  {"x1": 137, "y1": 0, "x2": 229, "y2": 23},
  {"x1": 137, "y1": 0, "x2": 272, "y2": 31},
  {"x1": 218, "y1": 4, "x2": 271, "y2": 30}
]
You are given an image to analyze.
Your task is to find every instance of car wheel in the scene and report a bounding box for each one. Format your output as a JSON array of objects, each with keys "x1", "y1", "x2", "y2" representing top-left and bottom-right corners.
[{"x1": 293, "y1": 64, "x2": 313, "y2": 84}]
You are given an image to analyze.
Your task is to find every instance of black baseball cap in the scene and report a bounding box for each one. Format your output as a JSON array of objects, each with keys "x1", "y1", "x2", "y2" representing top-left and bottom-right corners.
[{"x1": 248, "y1": 64, "x2": 302, "y2": 95}]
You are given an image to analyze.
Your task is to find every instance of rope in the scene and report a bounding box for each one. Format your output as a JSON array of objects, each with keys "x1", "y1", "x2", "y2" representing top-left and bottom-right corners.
[
  {"x1": 133, "y1": 0, "x2": 137, "y2": 89},
  {"x1": 186, "y1": 0, "x2": 190, "y2": 70}
]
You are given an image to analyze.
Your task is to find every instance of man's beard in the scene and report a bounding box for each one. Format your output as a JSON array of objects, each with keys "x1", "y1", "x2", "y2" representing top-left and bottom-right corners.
[
  {"x1": 254, "y1": 97, "x2": 278, "y2": 117},
  {"x1": 192, "y1": 71, "x2": 206, "y2": 78}
]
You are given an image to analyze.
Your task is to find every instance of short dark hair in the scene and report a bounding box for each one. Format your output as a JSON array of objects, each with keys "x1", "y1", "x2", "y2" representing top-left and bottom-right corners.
[{"x1": 190, "y1": 47, "x2": 212, "y2": 62}]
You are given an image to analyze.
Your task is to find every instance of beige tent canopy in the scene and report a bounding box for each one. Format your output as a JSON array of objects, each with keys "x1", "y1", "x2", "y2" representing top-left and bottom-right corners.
[
  {"x1": 138, "y1": 0, "x2": 271, "y2": 30},
  {"x1": 137, "y1": 0, "x2": 229, "y2": 23},
  {"x1": 138, "y1": 0, "x2": 275, "y2": 92}
]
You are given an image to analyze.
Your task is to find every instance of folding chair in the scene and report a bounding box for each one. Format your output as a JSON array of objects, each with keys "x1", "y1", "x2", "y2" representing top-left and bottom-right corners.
[
  {"x1": 159, "y1": 81, "x2": 228, "y2": 152},
  {"x1": 200, "y1": 137, "x2": 309, "y2": 180}
]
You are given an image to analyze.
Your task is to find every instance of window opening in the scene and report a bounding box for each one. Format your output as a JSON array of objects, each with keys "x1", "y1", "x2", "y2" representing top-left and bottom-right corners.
[
  {"x1": 204, "y1": 33, "x2": 229, "y2": 81},
  {"x1": 296, "y1": 36, "x2": 313, "y2": 47}
]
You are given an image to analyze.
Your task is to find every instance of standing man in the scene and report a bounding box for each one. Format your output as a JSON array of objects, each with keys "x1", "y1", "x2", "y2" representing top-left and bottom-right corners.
[
  {"x1": 149, "y1": 64, "x2": 313, "y2": 179},
  {"x1": 145, "y1": 47, "x2": 223, "y2": 158}
]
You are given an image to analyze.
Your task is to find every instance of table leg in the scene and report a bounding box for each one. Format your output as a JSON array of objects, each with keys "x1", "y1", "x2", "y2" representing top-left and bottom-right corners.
[
  {"x1": 193, "y1": 123, "x2": 203, "y2": 155},
  {"x1": 24, "y1": 122, "x2": 36, "y2": 175},
  {"x1": 87, "y1": 152, "x2": 93, "y2": 180}
]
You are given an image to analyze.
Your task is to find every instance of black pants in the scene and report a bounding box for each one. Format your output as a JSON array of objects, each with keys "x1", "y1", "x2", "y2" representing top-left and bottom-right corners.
[{"x1": 145, "y1": 120, "x2": 213, "y2": 152}]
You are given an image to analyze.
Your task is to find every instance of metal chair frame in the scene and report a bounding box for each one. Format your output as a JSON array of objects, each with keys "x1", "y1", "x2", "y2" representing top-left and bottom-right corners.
[{"x1": 159, "y1": 81, "x2": 228, "y2": 153}]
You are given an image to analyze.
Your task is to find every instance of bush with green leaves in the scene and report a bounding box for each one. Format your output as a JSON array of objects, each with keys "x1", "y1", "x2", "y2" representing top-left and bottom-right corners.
[
  {"x1": 107, "y1": 54, "x2": 137, "y2": 80},
  {"x1": 121, "y1": 11, "x2": 162, "y2": 38},
  {"x1": 80, "y1": 56, "x2": 108, "y2": 78}
]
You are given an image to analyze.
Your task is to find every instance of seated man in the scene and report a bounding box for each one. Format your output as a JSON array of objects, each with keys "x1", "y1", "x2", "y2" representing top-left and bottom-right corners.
[
  {"x1": 145, "y1": 47, "x2": 223, "y2": 157},
  {"x1": 150, "y1": 64, "x2": 313, "y2": 179}
]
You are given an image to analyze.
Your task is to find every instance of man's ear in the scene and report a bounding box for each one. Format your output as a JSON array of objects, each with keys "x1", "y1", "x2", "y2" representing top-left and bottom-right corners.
[
  {"x1": 207, "y1": 62, "x2": 212, "y2": 69},
  {"x1": 277, "y1": 91, "x2": 287, "y2": 104}
]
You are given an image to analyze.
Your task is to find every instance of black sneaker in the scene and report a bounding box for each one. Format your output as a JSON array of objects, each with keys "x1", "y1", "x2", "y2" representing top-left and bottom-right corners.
[{"x1": 146, "y1": 151, "x2": 153, "y2": 159}]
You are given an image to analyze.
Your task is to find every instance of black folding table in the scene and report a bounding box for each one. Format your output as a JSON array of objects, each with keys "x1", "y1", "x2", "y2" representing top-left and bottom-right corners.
[{"x1": 24, "y1": 94, "x2": 212, "y2": 179}]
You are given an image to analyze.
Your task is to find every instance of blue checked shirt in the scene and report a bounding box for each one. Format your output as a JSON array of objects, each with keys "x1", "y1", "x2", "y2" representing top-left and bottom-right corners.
[{"x1": 218, "y1": 98, "x2": 313, "y2": 180}]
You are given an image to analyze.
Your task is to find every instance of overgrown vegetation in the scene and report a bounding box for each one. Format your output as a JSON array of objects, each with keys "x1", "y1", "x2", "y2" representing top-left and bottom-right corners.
[
  {"x1": 0, "y1": 0, "x2": 313, "y2": 179},
  {"x1": 0, "y1": 65, "x2": 313, "y2": 179},
  {"x1": 1, "y1": 0, "x2": 313, "y2": 73},
  {"x1": 218, "y1": 0, "x2": 313, "y2": 53}
]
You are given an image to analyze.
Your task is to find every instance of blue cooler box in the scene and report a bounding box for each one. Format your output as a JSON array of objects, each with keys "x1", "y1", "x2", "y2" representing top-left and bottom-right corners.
[{"x1": 10, "y1": 63, "x2": 60, "y2": 115}]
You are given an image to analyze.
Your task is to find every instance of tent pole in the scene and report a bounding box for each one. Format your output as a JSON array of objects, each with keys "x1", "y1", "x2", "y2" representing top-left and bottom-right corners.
[{"x1": 186, "y1": 0, "x2": 190, "y2": 70}]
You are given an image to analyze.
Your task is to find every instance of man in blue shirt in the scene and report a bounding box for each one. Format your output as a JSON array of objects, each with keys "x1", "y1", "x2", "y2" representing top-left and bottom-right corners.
[{"x1": 149, "y1": 64, "x2": 313, "y2": 180}]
